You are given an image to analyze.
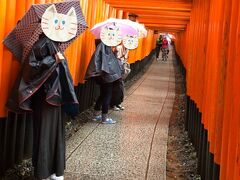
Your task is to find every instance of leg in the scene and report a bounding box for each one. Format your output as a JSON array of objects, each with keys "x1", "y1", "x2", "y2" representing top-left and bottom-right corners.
[
  {"x1": 110, "y1": 80, "x2": 119, "y2": 108},
  {"x1": 93, "y1": 84, "x2": 104, "y2": 121},
  {"x1": 162, "y1": 49, "x2": 166, "y2": 61},
  {"x1": 101, "y1": 82, "x2": 116, "y2": 124},
  {"x1": 116, "y1": 80, "x2": 125, "y2": 110},
  {"x1": 101, "y1": 82, "x2": 114, "y2": 114},
  {"x1": 94, "y1": 85, "x2": 104, "y2": 111},
  {"x1": 110, "y1": 80, "x2": 123, "y2": 110},
  {"x1": 156, "y1": 47, "x2": 160, "y2": 59}
]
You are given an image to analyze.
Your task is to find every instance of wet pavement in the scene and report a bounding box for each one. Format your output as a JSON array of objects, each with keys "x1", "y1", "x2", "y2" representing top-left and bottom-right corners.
[{"x1": 64, "y1": 48, "x2": 176, "y2": 180}]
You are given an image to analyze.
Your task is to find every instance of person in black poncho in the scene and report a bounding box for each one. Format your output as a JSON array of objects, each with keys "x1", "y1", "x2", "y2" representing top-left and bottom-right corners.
[
  {"x1": 5, "y1": 4, "x2": 84, "y2": 179},
  {"x1": 85, "y1": 41, "x2": 122, "y2": 124}
]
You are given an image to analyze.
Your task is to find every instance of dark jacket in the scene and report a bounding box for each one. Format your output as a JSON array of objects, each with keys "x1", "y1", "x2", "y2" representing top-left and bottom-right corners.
[
  {"x1": 6, "y1": 36, "x2": 78, "y2": 114},
  {"x1": 85, "y1": 42, "x2": 122, "y2": 83}
]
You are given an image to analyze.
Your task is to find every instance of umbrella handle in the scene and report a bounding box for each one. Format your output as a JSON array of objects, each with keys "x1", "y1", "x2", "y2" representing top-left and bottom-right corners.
[{"x1": 52, "y1": 41, "x2": 60, "y2": 53}]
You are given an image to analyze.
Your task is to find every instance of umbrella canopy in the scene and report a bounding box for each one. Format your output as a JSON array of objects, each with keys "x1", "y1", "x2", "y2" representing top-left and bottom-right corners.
[
  {"x1": 120, "y1": 19, "x2": 148, "y2": 38},
  {"x1": 3, "y1": 0, "x2": 88, "y2": 63},
  {"x1": 91, "y1": 18, "x2": 138, "y2": 39}
]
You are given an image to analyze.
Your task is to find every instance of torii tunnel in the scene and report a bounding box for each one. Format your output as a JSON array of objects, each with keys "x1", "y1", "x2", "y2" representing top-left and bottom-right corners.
[{"x1": 0, "y1": 0, "x2": 240, "y2": 179}]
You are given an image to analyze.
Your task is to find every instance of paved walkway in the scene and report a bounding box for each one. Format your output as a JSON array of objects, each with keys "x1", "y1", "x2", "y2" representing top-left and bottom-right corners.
[{"x1": 64, "y1": 48, "x2": 176, "y2": 180}]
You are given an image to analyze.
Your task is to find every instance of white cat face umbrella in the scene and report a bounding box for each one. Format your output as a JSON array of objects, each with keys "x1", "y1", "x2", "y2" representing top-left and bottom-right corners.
[
  {"x1": 99, "y1": 25, "x2": 122, "y2": 47},
  {"x1": 41, "y1": 4, "x2": 78, "y2": 42},
  {"x1": 3, "y1": 0, "x2": 88, "y2": 63},
  {"x1": 123, "y1": 35, "x2": 139, "y2": 50}
]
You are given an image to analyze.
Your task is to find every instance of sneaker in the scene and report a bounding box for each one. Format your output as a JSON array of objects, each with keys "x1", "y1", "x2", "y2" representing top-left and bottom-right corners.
[
  {"x1": 50, "y1": 174, "x2": 64, "y2": 180},
  {"x1": 113, "y1": 106, "x2": 121, "y2": 111},
  {"x1": 102, "y1": 118, "x2": 116, "y2": 124},
  {"x1": 92, "y1": 115, "x2": 102, "y2": 122},
  {"x1": 116, "y1": 104, "x2": 125, "y2": 110}
]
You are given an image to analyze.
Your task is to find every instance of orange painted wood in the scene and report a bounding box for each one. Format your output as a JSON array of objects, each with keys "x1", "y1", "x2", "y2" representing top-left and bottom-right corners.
[
  {"x1": 105, "y1": 0, "x2": 192, "y2": 12},
  {"x1": 221, "y1": 0, "x2": 240, "y2": 178},
  {"x1": 175, "y1": 0, "x2": 240, "y2": 178},
  {"x1": 233, "y1": 5, "x2": 240, "y2": 179},
  {"x1": 1, "y1": 0, "x2": 240, "y2": 178},
  {"x1": 212, "y1": 0, "x2": 233, "y2": 166},
  {"x1": 138, "y1": 18, "x2": 189, "y2": 25},
  {"x1": 0, "y1": 0, "x2": 16, "y2": 116},
  {"x1": 0, "y1": 0, "x2": 7, "y2": 89}
]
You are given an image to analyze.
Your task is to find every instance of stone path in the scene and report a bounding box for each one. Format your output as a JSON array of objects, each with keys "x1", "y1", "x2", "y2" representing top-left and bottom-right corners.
[{"x1": 65, "y1": 48, "x2": 176, "y2": 180}]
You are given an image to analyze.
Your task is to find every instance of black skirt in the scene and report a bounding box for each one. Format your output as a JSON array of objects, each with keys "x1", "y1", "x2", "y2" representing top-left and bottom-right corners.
[{"x1": 32, "y1": 86, "x2": 65, "y2": 179}]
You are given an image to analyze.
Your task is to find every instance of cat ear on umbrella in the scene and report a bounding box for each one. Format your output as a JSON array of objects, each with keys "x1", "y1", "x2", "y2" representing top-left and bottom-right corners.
[
  {"x1": 45, "y1": 4, "x2": 57, "y2": 14},
  {"x1": 67, "y1": 7, "x2": 77, "y2": 17}
]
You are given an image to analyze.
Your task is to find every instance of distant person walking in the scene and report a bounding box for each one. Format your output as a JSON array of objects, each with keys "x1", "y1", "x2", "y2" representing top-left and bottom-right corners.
[
  {"x1": 161, "y1": 37, "x2": 169, "y2": 61},
  {"x1": 155, "y1": 35, "x2": 163, "y2": 61}
]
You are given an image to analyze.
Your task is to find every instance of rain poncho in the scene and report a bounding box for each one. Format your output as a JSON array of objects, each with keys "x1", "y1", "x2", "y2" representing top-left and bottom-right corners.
[
  {"x1": 85, "y1": 42, "x2": 122, "y2": 83},
  {"x1": 6, "y1": 36, "x2": 79, "y2": 114}
]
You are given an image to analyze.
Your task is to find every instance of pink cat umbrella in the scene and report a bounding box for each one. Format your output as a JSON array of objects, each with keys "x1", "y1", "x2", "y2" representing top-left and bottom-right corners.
[
  {"x1": 120, "y1": 19, "x2": 148, "y2": 38},
  {"x1": 91, "y1": 18, "x2": 138, "y2": 39},
  {"x1": 3, "y1": 0, "x2": 88, "y2": 63}
]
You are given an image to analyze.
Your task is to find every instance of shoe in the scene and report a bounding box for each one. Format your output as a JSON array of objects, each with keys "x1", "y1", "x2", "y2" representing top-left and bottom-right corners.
[
  {"x1": 102, "y1": 118, "x2": 116, "y2": 124},
  {"x1": 50, "y1": 174, "x2": 56, "y2": 179},
  {"x1": 116, "y1": 104, "x2": 125, "y2": 110},
  {"x1": 92, "y1": 114, "x2": 102, "y2": 122},
  {"x1": 113, "y1": 106, "x2": 121, "y2": 111},
  {"x1": 50, "y1": 174, "x2": 64, "y2": 180},
  {"x1": 101, "y1": 113, "x2": 116, "y2": 124}
]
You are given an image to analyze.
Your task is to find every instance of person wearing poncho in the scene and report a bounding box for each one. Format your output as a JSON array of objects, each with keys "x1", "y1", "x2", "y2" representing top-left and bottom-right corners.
[
  {"x1": 4, "y1": 3, "x2": 88, "y2": 179},
  {"x1": 85, "y1": 42, "x2": 122, "y2": 124}
]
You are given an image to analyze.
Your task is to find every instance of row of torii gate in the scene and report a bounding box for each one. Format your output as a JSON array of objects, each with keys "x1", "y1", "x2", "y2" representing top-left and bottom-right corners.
[{"x1": 0, "y1": 0, "x2": 239, "y2": 179}]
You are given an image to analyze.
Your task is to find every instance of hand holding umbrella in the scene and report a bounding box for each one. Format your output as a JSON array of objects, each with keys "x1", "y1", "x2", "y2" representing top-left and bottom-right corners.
[{"x1": 55, "y1": 52, "x2": 65, "y2": 63}]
